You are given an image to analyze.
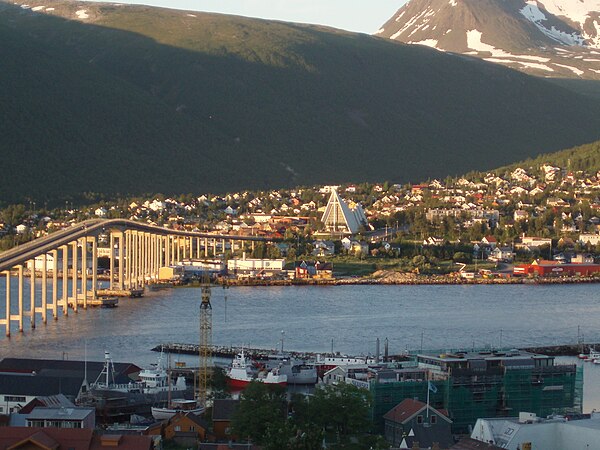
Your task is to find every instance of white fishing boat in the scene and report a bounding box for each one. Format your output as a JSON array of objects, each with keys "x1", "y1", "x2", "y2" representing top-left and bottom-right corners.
[
  {"x1": 91, "y1": 350, "x2": 187, "y2": 396},
  {"x1": 151, "y1": 399, "x2": 205, "y2": 420},
  {"x1": 151, "y1": 354, "x2": 204, "y2": 420},
  {"x1": 227, "y1": 349, "x2": 287, "y2": 388},
  {"x1": 587, "y1": 348, "x2": 600, "y2": 362}
]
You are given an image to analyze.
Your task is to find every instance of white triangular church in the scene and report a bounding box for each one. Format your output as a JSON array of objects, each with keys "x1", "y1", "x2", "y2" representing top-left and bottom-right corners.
[{"x1": 321, "y1": 189, "x2": 368, "y2": 235}]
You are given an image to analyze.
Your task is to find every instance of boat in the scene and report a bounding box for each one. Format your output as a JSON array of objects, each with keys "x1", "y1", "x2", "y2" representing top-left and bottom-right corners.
[
  {"x1": 587, "y1": 348, "x2": 600, "y2": 362},
  {"x1": 150, "y1": 354, "x2": 204, "y2": 420},
  {"x1": 90, "y1": 350, "x2": 187, "y2": 397},
  {"x1": 151, "y1": 399, "x2": 205, "y2": 420},
  {"x1": 314, "y1": 353, "x2": 378, "y2": 378},
  {"x1": 227, "y1": 349, "x2": 287, "y2": 388},
  {"x1": 263, "y1": 353, "x2": 317, "y2": 385},
  {"x1": 138, "y1": 350, "x2": 187, "y2": 395}
]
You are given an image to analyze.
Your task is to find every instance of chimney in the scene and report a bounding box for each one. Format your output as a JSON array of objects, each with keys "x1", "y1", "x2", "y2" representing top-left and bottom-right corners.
[
  {"x1": 376, "y1": 338, "x2": 380, "y2": 363},
  {"x1": 384, "y1": 338, "x2": 389, "y2": 362}
]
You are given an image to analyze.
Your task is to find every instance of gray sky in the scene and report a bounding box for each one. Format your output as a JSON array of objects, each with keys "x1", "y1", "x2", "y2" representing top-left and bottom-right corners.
[{"x1": 106, "y1": 0, "x2": 406, "y2": 34}]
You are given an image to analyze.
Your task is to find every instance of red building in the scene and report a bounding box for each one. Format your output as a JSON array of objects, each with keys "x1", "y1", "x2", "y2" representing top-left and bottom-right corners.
[{"x1": 514, "y1": 260, "x2": 600, "y2": 277}]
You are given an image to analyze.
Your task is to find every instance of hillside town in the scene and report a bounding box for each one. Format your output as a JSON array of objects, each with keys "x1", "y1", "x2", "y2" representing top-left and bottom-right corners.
[{"x1": 3, "y1": 162, "x2": 600, "y2": 281}]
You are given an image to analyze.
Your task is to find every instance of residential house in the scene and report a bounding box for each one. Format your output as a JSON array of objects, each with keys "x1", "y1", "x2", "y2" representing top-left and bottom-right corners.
[
  {"x1": 0, "y1": 427, "x2": 152, "y2": 449},
  {"x1": 94, "y1": 207, "x2": 107, "y2": 217},
  {"x1": 579, "y1": 233, "x2": 600, "y2": 246},
  {"x1": 312, "y1": 240, "x2": 335, "y2": 257},
  {"x1": 488, "y1": 247, "x2": 514, "y2": 263},
  {"x1": 480, "y1": 236, "x2": 497, "y2": 249},
  {"x1": 26, "y1": 407, "x2": 96, "y2": 429},
  {"x1": 211, "y1": 399, "x2": 240, "y2": 441},
  {"x1": 295, "y1": 261, "x2": 333, "y2": 279},
  {"x1": 423, "y1": 237, "x2": 445, "y2": 247},
  {"x1": 146, "y1": 412, "x2": 209, "y2": 448},
  {"x1": 383, "y1": 399, "x2": 454, "y2": 449}
]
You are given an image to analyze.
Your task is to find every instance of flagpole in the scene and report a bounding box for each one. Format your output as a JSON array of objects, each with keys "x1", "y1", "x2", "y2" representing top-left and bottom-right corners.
[{"x1": 426, "y1": 373, "x2": 430, "y2": 418}]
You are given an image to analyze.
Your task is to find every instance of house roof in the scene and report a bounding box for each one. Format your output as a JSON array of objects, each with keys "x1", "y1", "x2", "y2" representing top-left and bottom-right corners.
[
  {"x1": 0, "y1": 358, "x2": 140, "y2": 385},
  {"x1": 212, "y1": 399, "x2": 240, "y2": 421},
  {"x1": 0, "y1": 427, "x2": 94, "y2": 450},
  {"x1": 19, "y1": 394, "x2": 76, "y2": 414},
  {"x1": 0, "y1": 428, "x2": 152, "y2": 450},
  {"x1": 383, "y1": 399, "x2": 451, "y2": 425},
  {"x1": 0, "y1": 373, "x2": 84, "y2": 398},
  {"x1": 27, "y1": 407, "x2": 95, "y2": 421}
]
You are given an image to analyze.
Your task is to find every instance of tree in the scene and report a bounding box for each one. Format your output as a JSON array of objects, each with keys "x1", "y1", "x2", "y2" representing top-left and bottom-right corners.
[
  {"x1": 231, "y1": 382, "x2": 289, "y2": 446},
  {"x1": 294, "y1": 383, "x2": 372, "y2": 444}
]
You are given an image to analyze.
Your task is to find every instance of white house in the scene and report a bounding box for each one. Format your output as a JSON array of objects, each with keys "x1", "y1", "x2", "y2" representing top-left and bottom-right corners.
[
  {"x1": 15, "y1": 224, "x2": 28, "y2": 234},
  {"x1": 94, "y1": 207, "x2": 107, "y2": 217}
]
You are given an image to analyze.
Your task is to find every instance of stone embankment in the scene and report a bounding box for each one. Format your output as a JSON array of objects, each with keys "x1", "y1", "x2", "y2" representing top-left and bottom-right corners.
[{"x1": 212, "y1": 271, "x2": 600, "y2": 286}]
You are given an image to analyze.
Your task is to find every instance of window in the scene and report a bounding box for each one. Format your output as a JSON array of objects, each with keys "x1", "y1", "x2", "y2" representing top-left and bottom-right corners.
[
  {"x1": 417, "y1": 415, "x2": 423, "y2": 424},
  {"x1": 430, "y1": 415, "x2": 437, "y2": 425},
  {"x1": 189, "y1": 426, "x2": 195, "y2": 431},
  {"x1": 174, "y1": 426, "x2": 181, "y2": 432},
  {"x1": 4, "y1": 396, "x2": 26, "y2": 403}
]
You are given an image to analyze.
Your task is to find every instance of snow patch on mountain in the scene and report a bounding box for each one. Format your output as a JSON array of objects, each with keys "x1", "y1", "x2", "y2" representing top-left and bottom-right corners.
[
  {"x1": 537, "y1": 0, "x2": 600, "y2": 26},
  {"x1": 410, "y1": 39, "x2": 440, "y2": 48},
  {"x1": 75, "y1": 9, "x2": 89, "y2": 19},
  {"x1": 520, "y1": 1, "x2": 586, "y2": 46},
  {"x1": 554, "y1": 62, "x2": 585, "y2": 74},
  {"x1": 467, "y1": 30, "x2": 512, "y2": 56}
]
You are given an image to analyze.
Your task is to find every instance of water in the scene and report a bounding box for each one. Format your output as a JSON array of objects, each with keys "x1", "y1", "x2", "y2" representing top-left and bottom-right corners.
[{"x1": 0, "y1": 282, "x2": 600, "y2": 410}]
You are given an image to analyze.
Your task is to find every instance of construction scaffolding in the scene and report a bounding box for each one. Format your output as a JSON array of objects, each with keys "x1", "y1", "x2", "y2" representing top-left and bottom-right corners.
[{"x1": 371, "y1": 365, "x2": 583, "y2": 433}]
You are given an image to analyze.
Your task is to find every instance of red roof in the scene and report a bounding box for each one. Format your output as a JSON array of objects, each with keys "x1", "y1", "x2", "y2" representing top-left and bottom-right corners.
[
  {"x1": 383, "y1": 398, "x2": 451, "y2": 425},
  {"x1": 0, "y1": 427, "x2": 152, "y2": 450}
]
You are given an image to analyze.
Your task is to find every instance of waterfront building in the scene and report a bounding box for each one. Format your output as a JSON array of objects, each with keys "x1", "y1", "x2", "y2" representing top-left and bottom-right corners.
[
  {"x1": 514, "y1": 260, "x2": 600, "y2": 277},
  {"x1": 470, "y1": 412, "x2": 600, "y2": 450},
  {"x1": 363, "y1": 350, "x2": 581, "y2": 433},
  {"x1": 226, "y1": 256, "x2": 285, "y2": 278}
]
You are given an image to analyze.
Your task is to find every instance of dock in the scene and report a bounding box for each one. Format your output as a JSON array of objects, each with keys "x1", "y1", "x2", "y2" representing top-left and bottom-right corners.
[
  {"x1": 68, "y1": 296, "x2": 118, "y2": 308},
  {"x1": 97, "y1": 288, "x2": 144, "y2": 298}
]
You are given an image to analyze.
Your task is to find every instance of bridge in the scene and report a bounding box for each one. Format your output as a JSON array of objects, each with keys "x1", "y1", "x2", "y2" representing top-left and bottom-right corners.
[{"x1": 0, "y1": 219, "x2": 271, "y2": 337}]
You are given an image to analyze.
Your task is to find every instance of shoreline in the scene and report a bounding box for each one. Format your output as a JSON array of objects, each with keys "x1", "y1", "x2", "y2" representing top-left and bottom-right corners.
[{"x1": 210, "y1": 274, "x2": 600, "y2": 287}]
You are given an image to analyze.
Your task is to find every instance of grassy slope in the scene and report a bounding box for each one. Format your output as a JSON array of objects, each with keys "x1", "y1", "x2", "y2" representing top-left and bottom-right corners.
[
  {"x1": 489, "y1": 140, "x2": 600, "y2": 177},
  {"x1": 2, "y1": 1, "x2": 600, "y2": 202}
]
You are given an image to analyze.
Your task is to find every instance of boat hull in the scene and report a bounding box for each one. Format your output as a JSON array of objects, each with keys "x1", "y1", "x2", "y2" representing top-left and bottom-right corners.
[{"x1": 151, "y1": 405, "x2": 205, "y2": 420}]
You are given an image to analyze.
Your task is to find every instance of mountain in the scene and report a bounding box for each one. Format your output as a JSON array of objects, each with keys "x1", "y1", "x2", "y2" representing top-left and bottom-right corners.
[
  {"x1": 377, "y1": 0, "x2": 600, "y2": 80},
  {"x1": 2, "y1": 1, "x2": 600, "y2": 203}
]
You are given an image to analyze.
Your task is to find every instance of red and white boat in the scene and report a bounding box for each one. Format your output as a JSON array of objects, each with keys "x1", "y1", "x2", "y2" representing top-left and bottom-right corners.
[{"x1": 226, "y1": 349, "x2": 287, "y2": 388}]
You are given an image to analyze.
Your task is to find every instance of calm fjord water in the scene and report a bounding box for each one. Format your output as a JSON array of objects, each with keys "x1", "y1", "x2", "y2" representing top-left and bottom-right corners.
[{"x1": 1, "y1": 282, "x2": 599, "y2": 410}]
